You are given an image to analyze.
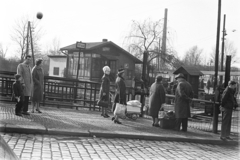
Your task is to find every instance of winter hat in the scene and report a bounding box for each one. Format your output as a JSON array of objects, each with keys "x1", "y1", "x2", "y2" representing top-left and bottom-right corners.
[{"x1": 102, "y1": 66, "x2": 111, "y2": 73}]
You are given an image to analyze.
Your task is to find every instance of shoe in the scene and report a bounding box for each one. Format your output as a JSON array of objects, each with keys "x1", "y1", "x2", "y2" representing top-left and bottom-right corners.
[
  {"x1": 181, "y1": 129, "x2": 187, "y2": 132},
  {"x1": 226, "y1": 137, "x2": 233, "y2": 140},
  {"x1": 36, "y1": 109, "x2": 42, "y2": 113},
  {"x1": 153, "y1": 123, "x2": 160, "y2": 127},
  {"x1": 114, "y1": 120, "x2": 122, "y2": 124},
  {"x1": 22, "y1": 112, "x2": 30, "y2": 115},
  {"x1": 111, "y1": 117, "x2": 115, "y2": 121},
  {"x1": 220, "y1": 137, "x2": 227, "y2": 141},
  {"x1": 104, "y1": 114, "x2": 110, "y2": 118},
  {"x1": 16, "y1": 113, "x2": 22, "y2": 117}
]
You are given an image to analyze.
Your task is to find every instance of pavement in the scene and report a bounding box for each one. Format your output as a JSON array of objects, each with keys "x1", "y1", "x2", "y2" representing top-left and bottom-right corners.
[{"x1": 0, "y1": 102, "x2": 239, "y2": 146}]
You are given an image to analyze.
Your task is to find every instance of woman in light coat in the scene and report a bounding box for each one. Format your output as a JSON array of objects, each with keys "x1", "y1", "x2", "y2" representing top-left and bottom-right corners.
[
  {"x1": 149, "y1": 75, "x2": 166, "y2": 127},
  {"x1": 31, "y1": 58, "x2": 44, "y2": 113},
  {"x1": 99, "y1": 66, "x2": 111, "y2": 118}
]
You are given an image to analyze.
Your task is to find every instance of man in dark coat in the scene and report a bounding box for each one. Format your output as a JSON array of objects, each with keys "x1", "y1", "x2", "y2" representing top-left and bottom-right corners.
[
  {"x1": 220, "y1": 80, "x2": 237, "y2": 141},
  {"x1": 174, "y1": 73, "x2": 194, "y2": 132},
  {"x1": 149, "y1": 75, "x2": 166, "y2": 127}
]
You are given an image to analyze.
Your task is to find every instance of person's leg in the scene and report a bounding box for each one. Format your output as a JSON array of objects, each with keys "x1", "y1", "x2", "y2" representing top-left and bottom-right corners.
[
  {"x1": 225, "y1": 109, "x2": 232, "y2": 138},
  {"x1": 32, "y1": 101, "x2": 35, "y2": 113},
  {"x1": 182, "y1": 118, "x2": 188, "y2": 132},
  {"x1": 36, "y1": 103, "x2": 42, "y2": 113},
  {"x1": 22, "y1": 96, "x2": 29, "y2": 113},
  {"x1": 154, "y1": 118, "x2": 159, "y2": 126},
  {"x1": 152, "y1": 117, "x2": 155, "y2": 126},
  {"x1": 15, "y1": 101, "x2": 22, "y2": 115},
  {"x1": 221, "y1": 110, "x2": 228, "y2": 138},
  {"x1": 175, "y1": 118, "x2": 182, "y2": 131}
]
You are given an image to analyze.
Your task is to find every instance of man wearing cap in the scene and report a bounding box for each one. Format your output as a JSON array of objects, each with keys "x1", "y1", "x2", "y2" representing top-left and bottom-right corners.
[
  {"x1": 174, "y1": 73, "x2": 194, "y2": 132},
  {"x1": 220, "y1": 80, "x2": 237, "y2": 141}
]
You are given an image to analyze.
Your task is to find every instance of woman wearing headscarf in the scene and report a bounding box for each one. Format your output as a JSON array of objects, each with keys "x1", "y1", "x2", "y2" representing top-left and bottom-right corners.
[
  {"x1": 31, "y1": 58, "x2": 44, "y2": 113},
  {"x1": 99, "y1": 66, "x2": 111, "y2": 118},
  {"x1": 149, "y1": 75, "x2": 166, "y2": 127},
  {"x1": 112, "y1": 68, "x2": 127, "y2": 124}
]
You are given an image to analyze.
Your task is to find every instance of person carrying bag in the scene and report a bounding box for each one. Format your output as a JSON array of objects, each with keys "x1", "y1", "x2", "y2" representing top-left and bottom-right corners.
[{"x1": 112, "y1": 68, "x2": 127, "y2": 124}]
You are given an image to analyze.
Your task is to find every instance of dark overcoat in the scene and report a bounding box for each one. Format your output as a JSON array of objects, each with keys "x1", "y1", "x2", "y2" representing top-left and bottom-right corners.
[
  {"x1": 149, "y1": 82, "x2": 166, "y2": 117},
  {"x1": 112, "y1": 75, "x2": 126, "y2": 112},
  {"x1": 221, "y1": 86, "x2": 235, "y2": 110},
  {"x1": 32, "y1": 66, "x2": 44, "y2": 103},
  {"x1": 12, "y1": 81, "x2": 24, "y2": 102},
  {"x1": 174, "y1": 79, "x2": 194, "y2": 118},
  {"x1": 99, "y1": 74, "x2": 110, "y2": 102}
]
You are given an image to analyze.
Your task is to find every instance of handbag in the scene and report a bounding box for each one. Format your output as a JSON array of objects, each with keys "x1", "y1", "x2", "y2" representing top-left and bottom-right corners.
[
  {"x1": 97, "y1": 96, "x2": 108, "y2": 108},
  {"x1": 114, "y1": 103, "x2": 127, "y2": 117}
]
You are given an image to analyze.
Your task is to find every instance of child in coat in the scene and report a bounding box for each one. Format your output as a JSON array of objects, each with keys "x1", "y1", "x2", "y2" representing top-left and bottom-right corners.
[{"x1": 12, "y1": 74, "x2": 24, "y2": 116}]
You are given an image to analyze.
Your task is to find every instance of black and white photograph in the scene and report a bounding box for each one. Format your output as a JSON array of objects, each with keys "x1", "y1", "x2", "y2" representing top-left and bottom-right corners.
[{"x1": 0, "y1": 0, "x2": 239, "y2": 160}]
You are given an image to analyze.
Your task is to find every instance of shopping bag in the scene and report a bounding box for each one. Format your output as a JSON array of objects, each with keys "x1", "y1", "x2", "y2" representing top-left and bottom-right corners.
[{"x1": 114, "y1": 103, "x2": 126, "y2": 117}]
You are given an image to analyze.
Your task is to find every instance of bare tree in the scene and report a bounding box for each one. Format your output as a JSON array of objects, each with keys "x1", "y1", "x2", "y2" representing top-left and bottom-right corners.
[
  {"x1": 124, "y1": 19, "x2": 181, "y2": 83},
  {"x1": 44, "y1": 37, "x2": 62, "y2": 55},
  {"x1": 0, "y1": 43, "x2": 8, "y2": 58},
  {"x1": 210, "y1": 40, "x2": 238, "y2": 68},
  {"x1": 182, "y1": 46, "x2": 203, "y2": 66},
  {"x1": 11, "y1": 16, "x2": 43, "y2": 61}
]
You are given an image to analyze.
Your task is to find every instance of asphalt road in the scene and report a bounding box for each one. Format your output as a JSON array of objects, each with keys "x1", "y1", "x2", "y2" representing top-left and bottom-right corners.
[{"x1": 1, "y1": 133, "x2": 239, "y2": 160}]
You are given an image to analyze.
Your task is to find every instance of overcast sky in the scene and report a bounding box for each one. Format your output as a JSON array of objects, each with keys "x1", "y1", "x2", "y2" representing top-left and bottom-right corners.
[{"x1": 1, "y1": 0, "x2": 239, "y2": 67}]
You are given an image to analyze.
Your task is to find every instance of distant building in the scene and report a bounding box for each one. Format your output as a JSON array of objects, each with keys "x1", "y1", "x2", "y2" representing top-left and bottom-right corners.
[
  {"x1": 48, "y1": 55, "x2": 67, "y2": 77},
  {"x1": 60, "y1": 39, "x2": 142, "y2": 87}
]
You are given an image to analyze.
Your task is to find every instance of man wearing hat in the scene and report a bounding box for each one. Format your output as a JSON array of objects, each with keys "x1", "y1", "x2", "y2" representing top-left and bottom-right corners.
[
  {"x1": 220, "y1": 80, "x2": 237, "y2": 141},
  {"x1": 174, "y1": 73, "x2": 194, "y2": 132}
]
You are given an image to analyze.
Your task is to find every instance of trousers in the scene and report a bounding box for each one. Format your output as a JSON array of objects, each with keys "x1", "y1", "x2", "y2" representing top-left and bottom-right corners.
[
  {"x1": 175, "y1": 118, "x2": 188, "y2": 131},
  {"x1": 22, "y1": 96, "x2": 29, "y2": 112},
  {"x1": 221, "y1": 108, "x2": 232, "y2": 137}
]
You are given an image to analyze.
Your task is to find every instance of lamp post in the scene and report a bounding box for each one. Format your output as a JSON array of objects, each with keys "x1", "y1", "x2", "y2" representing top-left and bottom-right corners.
[{"x1": 220, "y1": 14, "x2": 227, "y2": 86}]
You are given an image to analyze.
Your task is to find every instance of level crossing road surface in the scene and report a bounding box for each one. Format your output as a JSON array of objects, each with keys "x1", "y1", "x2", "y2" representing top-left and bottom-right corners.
[{"x1": 1, "y1": 133, "x2": 239, "y2": 160}]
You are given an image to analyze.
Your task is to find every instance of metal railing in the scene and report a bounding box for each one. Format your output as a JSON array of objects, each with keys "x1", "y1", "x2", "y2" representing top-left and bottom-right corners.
[{"x1": 0, "y1": 70, "x2": 239, "y2": 134}]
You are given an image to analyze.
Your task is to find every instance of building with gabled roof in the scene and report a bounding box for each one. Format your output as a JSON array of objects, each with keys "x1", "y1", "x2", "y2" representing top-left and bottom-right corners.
[{"x1": 60, "y1": 39, "x2": 142, "y2": 86}]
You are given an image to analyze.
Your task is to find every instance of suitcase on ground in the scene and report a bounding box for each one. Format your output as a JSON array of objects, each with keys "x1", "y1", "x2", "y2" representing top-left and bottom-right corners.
[{"x1": 159, "y1": 118, "x2": 176, "y2": 129}]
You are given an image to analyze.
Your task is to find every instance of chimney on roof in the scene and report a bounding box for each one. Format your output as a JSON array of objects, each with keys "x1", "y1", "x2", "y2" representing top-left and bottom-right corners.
[{"x1": 102, "y1": 39, "x2": 108, "y2": 42}]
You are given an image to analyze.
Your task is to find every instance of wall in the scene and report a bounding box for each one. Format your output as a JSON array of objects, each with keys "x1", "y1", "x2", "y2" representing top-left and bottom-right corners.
[{"x1": 49, "y1": 58, "x2": 67, "y2": 77}]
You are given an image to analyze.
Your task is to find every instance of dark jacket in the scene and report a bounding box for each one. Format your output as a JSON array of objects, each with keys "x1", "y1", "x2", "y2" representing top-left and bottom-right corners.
[
  {"x1": 149, "y1": 82, "x2": 166, "y2": 117},
  {"x1": 32, "y1": 66, "x2": 44, "y2": 103},
  {"x1": 12, "y1": 81, "x2": 24, "y2": 101},
  {"x1": 114, "y1": 74, "x2": 126, "y2": 105},
  {"x1": 221, "y1": 86, "x2": 235, "y2": 110},
  {"x1": 174, "y1": 79, "x2": 194, "y2": 118},
  {"x1": 99, "y1": 74, "x2": 110, "y2": 101}
]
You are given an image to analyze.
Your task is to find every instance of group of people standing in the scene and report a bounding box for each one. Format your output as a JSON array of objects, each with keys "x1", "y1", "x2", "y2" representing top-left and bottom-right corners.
[
  {"x1": 12, "y1": 55, "x2": 44, "y2": 116},
  {"x1": 149, "y1": 73, "x2": 193, "y2": 131},
  {"x1": 98, "y1": 66, "x2": 127, "y2": 124},
  {"x1": 148, "y1": 73, "x2": 237, "y2": 140}
]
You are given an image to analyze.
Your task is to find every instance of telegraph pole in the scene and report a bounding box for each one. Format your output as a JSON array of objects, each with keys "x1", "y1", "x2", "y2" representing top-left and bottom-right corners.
[
  {"x1": 213, "y1": 0, "x2": 221, "y2": 134},
  {"x1": 220, "y1": 14, "x2": 226, "y2": 86}
]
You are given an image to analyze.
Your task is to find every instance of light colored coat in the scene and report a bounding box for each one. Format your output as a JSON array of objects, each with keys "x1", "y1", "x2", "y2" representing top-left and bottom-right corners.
[
  {"x1": 149, "y1": 82, "x2": 166, "y2": 117},
  {"x1": 174, "y1": 79, "x2": 194, "y2": 118},
  {"x1": 17, "y1": 63, "x2": 32, "y2": 97}
]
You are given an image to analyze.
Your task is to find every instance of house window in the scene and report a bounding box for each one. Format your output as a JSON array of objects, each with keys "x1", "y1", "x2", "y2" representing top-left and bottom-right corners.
[{"x1": 53, "y1": 67, "x2": 59, "y2": 75}]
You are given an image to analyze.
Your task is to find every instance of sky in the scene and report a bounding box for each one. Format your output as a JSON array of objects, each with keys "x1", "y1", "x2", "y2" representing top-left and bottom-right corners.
[{"x1": 1, "y1": 0, "x2": 240, "y2": 68}]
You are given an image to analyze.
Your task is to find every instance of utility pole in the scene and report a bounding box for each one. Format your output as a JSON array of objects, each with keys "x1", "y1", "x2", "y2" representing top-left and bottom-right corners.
[
  {"x1": 213, "y1": 0, "x2": 221, "y2": 134},
  {"x1": 220, "y1": 14, "x2": 226, "y2": 86},
  {"x1": 161, "y1": 8, "x2": 168, "y2": 70}
]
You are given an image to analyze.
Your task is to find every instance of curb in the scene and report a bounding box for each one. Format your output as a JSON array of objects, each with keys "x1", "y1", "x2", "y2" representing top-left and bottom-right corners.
[{"x1": 0, "y1": 126, "x2": 238, "y2": 146}]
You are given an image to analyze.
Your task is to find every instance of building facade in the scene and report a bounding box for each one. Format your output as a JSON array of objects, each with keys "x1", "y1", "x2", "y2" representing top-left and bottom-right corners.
[
  {"x1": 48, "y1": 55, "x2": 67, "y2": 77},
  {"x1": 60, "y1": 39, "x2": 142, "y2": 86}
]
